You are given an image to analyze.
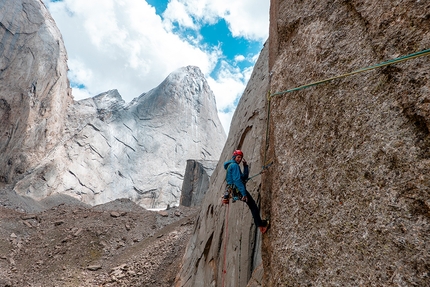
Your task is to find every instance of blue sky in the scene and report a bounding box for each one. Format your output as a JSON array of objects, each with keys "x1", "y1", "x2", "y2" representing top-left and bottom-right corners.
[{"x1": 45, "y1": 0, "x2": 270, "y2": 133}]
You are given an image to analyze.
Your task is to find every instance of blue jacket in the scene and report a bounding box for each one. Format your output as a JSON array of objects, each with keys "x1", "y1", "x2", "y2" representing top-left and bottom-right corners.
[{"x1": 224, "y1": 159, "x2": 249, "y2": 197}]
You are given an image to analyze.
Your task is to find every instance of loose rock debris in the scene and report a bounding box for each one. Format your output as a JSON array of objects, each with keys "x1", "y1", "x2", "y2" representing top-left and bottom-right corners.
[{"x1": 0, "y1": 198, "x2": 198, "y2": 286}]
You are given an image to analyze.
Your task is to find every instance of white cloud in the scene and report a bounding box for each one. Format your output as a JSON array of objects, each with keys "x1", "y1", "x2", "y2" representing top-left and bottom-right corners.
[
  {"x1": 234, "y1": 55, "x2": 245, "y2": 62},
  {"x1": 47, "y1": 0, "x2": 216, "y2": 99},
  {"x1": 223, "y1": 1, "x2": 269, "y2": 40},
  {"x1": 162, "y1": 0, "x2": 197, "y2": 29},
  {"x1": 163, "y1": 0, "x2": 269, "y2": 41},
  {"x1": 71, "y1": 86, "x2": 93, "y2": 100},
  {"x1": 45, "y1": 0, "x2": 269, "y2": 133},
  {"x1": 67, "y1": 58, "x2": 93, "y2": 86},
  {"x1": 218, "y1": 111, "x2": 234, "y2": 137},
  {"x1": 207, "y1": 60, "x2": 256, "y2": 133}
]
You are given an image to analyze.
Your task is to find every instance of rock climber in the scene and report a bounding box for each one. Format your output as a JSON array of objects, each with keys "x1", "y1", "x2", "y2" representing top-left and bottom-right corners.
[{"x1": 223, "y1": 150, "x2": 269, "y2": 234}]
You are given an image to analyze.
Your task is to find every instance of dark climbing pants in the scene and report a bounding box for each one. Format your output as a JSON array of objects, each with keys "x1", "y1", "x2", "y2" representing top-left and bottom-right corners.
[{"x1": 244, "y1": 191, "x2": 264, "y2": 227}]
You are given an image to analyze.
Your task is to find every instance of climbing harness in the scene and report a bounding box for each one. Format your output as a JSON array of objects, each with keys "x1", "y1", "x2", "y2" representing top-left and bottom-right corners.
[{"x1": 224, "y1": 184, "x2": 242, "y2": 202}]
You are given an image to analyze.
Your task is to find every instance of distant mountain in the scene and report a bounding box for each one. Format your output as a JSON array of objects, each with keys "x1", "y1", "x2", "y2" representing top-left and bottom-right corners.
[
  {"x1": 14, "y1": 66, "x2": 226, "y2": 209},
  {"x1": 0, "y1": 0, "x2": 226, "y2": 209}
]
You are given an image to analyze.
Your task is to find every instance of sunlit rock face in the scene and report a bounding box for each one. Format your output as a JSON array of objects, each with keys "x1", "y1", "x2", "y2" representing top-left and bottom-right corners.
[
  {"x1": 0, "y1": 0, "x2": 72, "y2": 184},
  {"x1": 14, "y1": 66, "x2": 226, "y2": 209}
]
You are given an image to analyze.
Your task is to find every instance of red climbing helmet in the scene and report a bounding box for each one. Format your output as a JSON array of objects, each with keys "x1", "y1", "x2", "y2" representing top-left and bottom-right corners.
[{"x1": 233, "y1": 150, "x2": 244, "y2": 157}]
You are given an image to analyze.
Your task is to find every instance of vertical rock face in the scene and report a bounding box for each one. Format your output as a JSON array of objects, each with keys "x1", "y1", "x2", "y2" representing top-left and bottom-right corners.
[
  {"x1": 264, "y1": 0, "x2": 430, "y2": 286},
  {"x1": 180, "y1": 160, "x2": 218, "y2": 207},
  {"x1": 176, "y1": 44, "x2": 270, "y2": 287},
  {"x1": 178, "y1": 1, "x2": 430, "y2": 286},
  {"x1": 0, "y1": 0, "x2": 72, "y2": 183},
  {"x1": 14, "y1": 66, "x2": 226, "y2": 209}
]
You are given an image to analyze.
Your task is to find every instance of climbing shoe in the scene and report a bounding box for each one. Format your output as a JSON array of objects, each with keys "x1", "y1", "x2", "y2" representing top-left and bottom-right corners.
[{"x1": 259, "y1": 220, "x2": 270, "y2": 234}]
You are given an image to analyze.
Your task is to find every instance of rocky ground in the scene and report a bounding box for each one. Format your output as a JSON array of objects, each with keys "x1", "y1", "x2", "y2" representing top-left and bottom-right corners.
[{"x1": 0, "y1": 184, "x2": 199, "y2": 287}]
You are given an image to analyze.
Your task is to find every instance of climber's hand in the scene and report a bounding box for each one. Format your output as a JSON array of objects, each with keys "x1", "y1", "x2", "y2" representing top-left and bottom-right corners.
[{"x1": 241, "y1": 196, "x2": 248, "y2": 203}]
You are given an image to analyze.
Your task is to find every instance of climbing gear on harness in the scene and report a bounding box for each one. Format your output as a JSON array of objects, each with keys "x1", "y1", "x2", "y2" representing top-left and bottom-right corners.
[
  {"x1": 225, "y1": 184, "x2": 242, "y2": 203},
  {"x1": 222, "y1": 191, "x2": 230, "y2": 204}
]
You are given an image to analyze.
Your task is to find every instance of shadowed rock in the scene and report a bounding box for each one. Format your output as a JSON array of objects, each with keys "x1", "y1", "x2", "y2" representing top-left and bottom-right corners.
[
  {"x1": 180, "y1": 159, "x2": 218, "y2": 207},
  {"x1": 175, "y1": 42, "x2": 270, "y2": 287}
]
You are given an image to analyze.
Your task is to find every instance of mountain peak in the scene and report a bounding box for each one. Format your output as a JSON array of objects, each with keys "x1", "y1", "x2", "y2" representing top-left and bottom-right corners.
[
  {"x1": 93, "y1": 89, "x2": 125, "y2": 110},
  {"x1": 132, "y1": 65, "x2": 219, "y2": 124},
  {"x1": 14, "y1": 65, "x2": 226, "y2": 208}
]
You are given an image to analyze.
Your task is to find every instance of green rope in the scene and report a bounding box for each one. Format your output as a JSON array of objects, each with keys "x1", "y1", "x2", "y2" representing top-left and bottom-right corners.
[
  {"x1": 260, "y1": 48, "x2": 430, "y2": 178},
  {"x1": 246, "y1": 162, "x2": 273, "y2": 182},
  {"x1": 263, "y1": 91, "x2": 272, "y2": 165},
  {"x1": 271, "y1": 48, "x2": 430, "y2": 97}
]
